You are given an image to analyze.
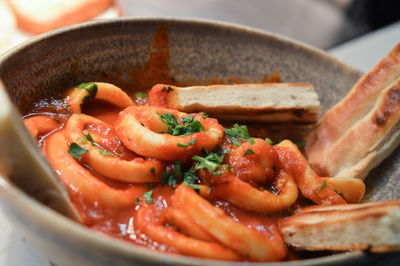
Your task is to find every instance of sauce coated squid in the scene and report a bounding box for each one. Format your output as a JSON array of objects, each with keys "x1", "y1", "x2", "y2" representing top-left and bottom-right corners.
[
  {"x1": 65, "y1": 82, "x2": 133, "y2": 113},
  {"x1": 115, "y1": 106, "x2": 224, "y2": 162},
  {"x1": 64, "y1": 113, "x2": 164, "y2": 183},
  {"x1": 45, "y1": 132, "x2": 144, "y2": 212},
  {"x1": 198, "y1": 138, "x2": 298, "y2": 213},
  {"x1": 24, "y1": 115, "x2": 59, "y2": 139},
  {"x1": 23, "y1": 81, "x2": 367, "y2": 262}
]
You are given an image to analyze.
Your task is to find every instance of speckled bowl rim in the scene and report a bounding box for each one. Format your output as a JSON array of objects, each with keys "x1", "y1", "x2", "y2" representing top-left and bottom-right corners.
[{"x1": 0, "y1": 17, "x2": 368, "y2": 265}]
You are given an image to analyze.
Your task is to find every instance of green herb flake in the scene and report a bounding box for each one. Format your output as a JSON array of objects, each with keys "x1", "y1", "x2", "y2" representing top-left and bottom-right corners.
[
  {"x1": 78, "y1": 83, "x2": 98, "y2": 98},
  {"x1": 162, "y1": 86, "x2": 174, "y2": 93},
  {"x1": 78, "y1": 83, "x2": 98, "y2": 107},
  {"x1": 177, "y1": 143, "x2": 188, "y2": 148},
  {"x1": 145, "y1": 183, "x2": 153, "y2": 188},
  {"x1": 202, "y1": 112, "x2": 209, "y2": 119},
  {"x1": 183, "y1": 167, "x2": 200, "y2": 191},
  {"x1": 181, "y1": 114, "x2": 194, "y2": 124},
  {"x1": 243, "y1": 148, "x2": 255, "y2": 156},
  {"x1": 63, "y1": 104, "x2": 70, "y2": 109},
  {"x1": 150, "y1": 167, "x2": 156, "y2": 176},
  {"x1": 224, "y1": 124, "x2": 254, "y2": 146},
  {"x1": 143, "y1": 190, "x2": 153, "y2": 204},
  {"x1": 160, "y1": 160, "x2": 183, "y2": 189},
  {"x1": 135, "y1": 92, "x2": 148, "y2": 99},
  {"x1": 265, "y1": 138, "x2": 274, "y2": 145},
  {"x1": 335, "y1": 190, "x2": 346, "y2": 200},
  {"x1": 188, "y1": 138, "x2": 197, "y2": 145},
  {"x1": 158, "y1": 112, "x2": 204, "y2": 136},
  {"x1": 83, "y1": 130, "x2": 94, "y2": 143},
  {"x1": 315, "y1": 180, "x2": 327, "y2": 194},
  {"x1": 135, "y1": 197, "x2": 140, "y2": 204},
  {"x1": 192, "y1": 148, "x2": 229, "y2": 175},
  {"x1": 100, "y1": 150, "x2": 113, "y2": 156},
  {"x1": 68, "y1": 143, "x2": 88, "y2": 159},
  {"x1": 294, "y1": 140, "x2": 306, "y2": 149}
]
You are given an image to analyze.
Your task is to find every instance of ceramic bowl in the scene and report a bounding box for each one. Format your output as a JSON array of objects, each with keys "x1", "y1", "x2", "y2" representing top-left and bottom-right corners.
[{"x1": 0, "y1": 18, "x2": 398, "y2": 266}]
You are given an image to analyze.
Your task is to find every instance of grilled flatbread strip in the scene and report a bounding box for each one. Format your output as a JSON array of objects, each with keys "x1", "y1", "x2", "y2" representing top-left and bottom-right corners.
[
  {"x1": 279, "y1": 200, "x2": 400, "y2": 252},
  {"x1": 304, "y1": 43, "x2": 400, "y2": 178},
  {"x1": 150, "y1": 83, "x2": 320, "y2": 124}
]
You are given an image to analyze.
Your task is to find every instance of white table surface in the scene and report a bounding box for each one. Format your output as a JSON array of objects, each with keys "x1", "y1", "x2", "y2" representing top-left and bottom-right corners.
[{"x1": 0, "y1": 19, "x2": 399, "y2": 266}]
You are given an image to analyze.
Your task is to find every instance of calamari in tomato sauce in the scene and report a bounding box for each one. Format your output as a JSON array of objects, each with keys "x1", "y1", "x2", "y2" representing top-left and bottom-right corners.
[{"x1": 23, "y1": 82, "x2": 366, "y2": 262}]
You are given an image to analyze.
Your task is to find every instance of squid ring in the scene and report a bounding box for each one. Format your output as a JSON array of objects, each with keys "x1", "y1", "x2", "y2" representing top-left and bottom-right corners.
[
  {"x1": 64, "y1": 113, "x2": 164, "y2": 183},
  {"x1": 173, "y1": 185, "x2": 287, "y2": 262},
  {"x1": 200, "y1": 170, "x2": 299, "y2": 214},
  {"x1": 274, "y1": 140, "x2": 352, "y2": 205},
  {"x1": 321, "y1": 177, "x2": 365, "y2": 203},
  {"x1": 23, "y1": 115, "x2": 59, "y2": 139},
  {"x1": 45, "y1": 132, "x2": 143, "y2": 210},
  {"x1": 136, "y1": 206, "x2": 241, "y2": 261},
  {"x1": 115, "y1": 106, "x2": 224, "y2": 162},
  {"x1": 165, "y1": 208, "x2": 214, "y2": 242},
  {"x1": 65, "y1": 82, "x2": 133, "y2": 113}
]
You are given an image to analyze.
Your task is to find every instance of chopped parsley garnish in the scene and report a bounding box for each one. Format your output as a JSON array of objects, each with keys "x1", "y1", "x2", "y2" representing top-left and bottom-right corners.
[
  {"x1": 224, "y1": 124, "x2": 254, "y2": 146},
  {"x1": 135, "y1": 197, "x2": 140, "y2": 204},
  {"x1": 294, "y1": 140, "x2": 306, "y2": 149},
  {"x1": 161, "y1": 86, "x2": 174, "y2": 93},
  {"x1": 161, "y1": 160, "x2": 183, "y2": 188},
  {"x1": 78, "y1": 82, "x2": 98, "y2": 97},
  {"x1": 158, "y1": 112, "x2": 204, "y2": 136},
  {"x1": 177, "y1": 143, "x2": 188, "y2": 148},
  {"x1": 335, "y1": 190, "x2": 346, "y2": 200},
  {"x1": 143, "y1": 190, "x2": 153, "y2": 204},
  {"x1": 68, "y1": 143, "x2": 88, "y2": 159},
  {"x1": 63, "y1": 104, "x2": 70, "y2": 109},
  {"x1": 100, "y1": 150, "x2": 113, "y2": 156},
  {"x1": 243, "y1": 148, "x2": 255, "y2": 156},
  {"x1": 135, "y1": 92, "x2": 148, "y2": 99},
  {"x1": 202, "y1": 112, "x2": 208, "y2": 119},
  {"x1": 145, "y1": 183, "x2": 153, "y2": 188},
  {"x1": 83, "y1": 129, "x2": 94, "y2": 144},
  {"x1": 315, "y1": 180, "x2": 327, "y2": 193},
  {"x1": 150, "y1": 167, "x2": 156, "y2": 176},
  {"x1": 177, "y1": 138, "x2": 197, "y2": 148},
  {"x1": 183, "y1": 167, "x2": 200, "y2": 191},
  {"x1": 192, "y1": 148, "x2": 230, "y2": 176},
  {"x1": 265, "y1": 138, "x2": 274, "y2": 145},
  {"x1": 78, "y1": 83, "x2": 98, "y2": 107}
]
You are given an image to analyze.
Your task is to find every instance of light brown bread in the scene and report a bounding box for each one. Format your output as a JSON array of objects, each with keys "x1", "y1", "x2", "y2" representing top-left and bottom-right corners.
[
  {"x1": 279, "y1": 200, "x2": 400, "y2": 252},
  {"x1": 304, "y1": 43, "x2": 400, "y2": 179},
  {"x1": 164, "y1": 83, "x2": 320, "y2": 124}
]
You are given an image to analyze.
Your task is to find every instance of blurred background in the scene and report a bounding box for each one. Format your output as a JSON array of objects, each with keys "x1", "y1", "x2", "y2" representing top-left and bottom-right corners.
[{"x1": 1, "y1": 0, "x2": 399, "y2": 51}]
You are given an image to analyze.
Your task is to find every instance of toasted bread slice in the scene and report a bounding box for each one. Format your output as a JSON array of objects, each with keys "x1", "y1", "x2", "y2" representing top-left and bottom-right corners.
[
  {"x1": 5, "y1": 0, "x2": 114, "y2": 35},
  {"x1": 304, "y1": 43, "x2": 400, "y2": 178},
  {"x1": 149, "y1": 83, "x2": 320, "y2": 124},
  {"x1": 279, "y1": 200, "x2": 400, "y2": 252}
]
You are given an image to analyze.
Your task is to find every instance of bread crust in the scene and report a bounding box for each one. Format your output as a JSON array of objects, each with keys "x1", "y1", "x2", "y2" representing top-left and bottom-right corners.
[
  {"x1": 279, "y1": 200, "x2": 400, "y2": 252},
  {"x1": 163, "y1": 83, "x2": 320, "y2": 124},
  {"x1": 305, "y1": 43, "x2": 400, "y2": 178}
]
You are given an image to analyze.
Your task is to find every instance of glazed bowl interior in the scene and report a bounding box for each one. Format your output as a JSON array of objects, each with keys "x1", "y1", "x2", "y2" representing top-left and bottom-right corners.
[{"x1": 0, "y1": 18, "x2": 396, "y2": 266}]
